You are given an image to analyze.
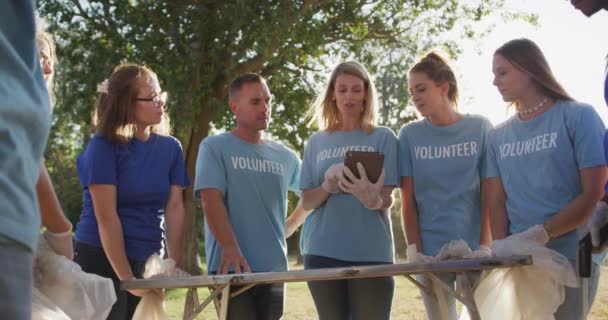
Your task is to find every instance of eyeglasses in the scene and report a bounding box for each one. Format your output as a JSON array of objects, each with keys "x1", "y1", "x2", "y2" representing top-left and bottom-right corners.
[{"x1": 135, "y1": 92, "x2": 167, "y2": 105}]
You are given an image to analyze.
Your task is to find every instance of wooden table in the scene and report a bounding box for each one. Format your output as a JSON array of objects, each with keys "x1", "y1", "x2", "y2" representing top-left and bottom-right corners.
[{"x1": 122, "y1": 255, "x2": 532, "y2": 320}]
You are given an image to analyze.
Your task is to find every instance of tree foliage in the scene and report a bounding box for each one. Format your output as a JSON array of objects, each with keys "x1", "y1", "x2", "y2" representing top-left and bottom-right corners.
[{"x1": 37, "y1": 0, "x2": 530, "y2": 274}]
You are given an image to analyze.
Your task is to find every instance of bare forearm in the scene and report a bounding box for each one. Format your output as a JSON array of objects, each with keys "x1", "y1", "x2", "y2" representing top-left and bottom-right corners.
[
  {"x1": 201, "y1": 199, "x2": 239, "y2": 249},
  {"x1": 402, "y1": 204, "x2": 422, "y2": 249},
  {"x1": 378, "y1": 187, "x2": 394, "y2": 210},
  {"x1": 37, "y1": 163, "x2": 71, "y2": 233},
  {"x1": 286, "y1": 199, "x2": 311, "y2": 232},
  {"x1": 546, "y1": 166, "x2": 606, "y2": 238},
  {"x1": 547, "y1": 192, "x2": 604, "y2": 237},
  {"x1": 479, "y1": 179, "x2": 492, "y2": 246},
  {"x1": 165, "y1": 204, "x2": 185, "y2": 266},
  {"x1": 98, "y1": 214, "x2": 133, "y2": 280},
  {"x1": 301, "y1": 187, "x2": 330, "y2": 211}
]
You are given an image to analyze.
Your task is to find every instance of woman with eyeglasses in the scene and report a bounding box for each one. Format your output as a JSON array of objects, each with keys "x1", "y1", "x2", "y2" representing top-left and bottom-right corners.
[{"x1": 73, "y1": 63, "x2": 190, "y2": 320}]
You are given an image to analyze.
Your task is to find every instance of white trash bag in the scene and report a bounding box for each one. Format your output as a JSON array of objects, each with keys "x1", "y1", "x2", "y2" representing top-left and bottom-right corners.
[
  {"x1": 32, "y1": 287, "x2": 70, "y2": 320},
  {"x1": 460, "y1": 238, "x2": 578, "y2": 320},
  {"x1": 133, "y1": 254, "x2": 189, "y2": 320},
  {"x1": 33, "y1": 236, "x2": 116, "y2": 320}
]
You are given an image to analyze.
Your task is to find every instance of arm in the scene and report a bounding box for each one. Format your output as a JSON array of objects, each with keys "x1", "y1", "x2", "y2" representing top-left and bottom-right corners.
[
  {"x1": 200, "y1": 188, "x2": 250, "y2": 274},
  {"x1": 486, "y1": 177, "x2": 508, "y2": 240},
  {"x1": 400, "y1": 177, "x2": 422, "y2": 250},
  {"x1": 379, "y1": 186, "x2": 395, "y2": 211},
  {"x1": 285, "y1": 199, "x2": 311, "y2": 238},
  {"x1": 37, "y1": 162, "x2": 72, "y2": 233},
  {"x1": 479, "y1": 178, "x2": 493, "y2": 246},
  {"x1": 544, "y1": 166, "x2": 607, "y2": 237},
  {"x1": 89, "y1": 184, "x2": 148, "y2": 295},
  {"x1": 301, "y1": 187, "x2": 331, "y2": 211},
  {"x1": 164, "y1": 185, "x2": 185, "y2": 267}
]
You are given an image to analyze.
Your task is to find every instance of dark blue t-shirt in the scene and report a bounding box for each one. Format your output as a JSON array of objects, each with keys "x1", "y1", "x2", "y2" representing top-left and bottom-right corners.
[
  {"x1": 75, "y1": 134, "x2": 190, "y2": 261},
  {"x1": 604, "y1": 70, "x2": 608, "y2": 193}
]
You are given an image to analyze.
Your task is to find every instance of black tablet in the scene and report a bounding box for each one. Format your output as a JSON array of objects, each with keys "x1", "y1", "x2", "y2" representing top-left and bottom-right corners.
[{"x1": 343, "y1": 151, "x2": 384, "y2": 183}]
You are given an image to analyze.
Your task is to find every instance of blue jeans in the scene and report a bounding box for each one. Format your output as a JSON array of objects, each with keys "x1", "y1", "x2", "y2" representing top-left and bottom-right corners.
[
  {"x1": 304, "y1": 254, "x2": 394, "y2": 320},
  {"x1": 0, "y1": 236, "x2": 33, "y2": 320},
  {"x1": 416, "y1": 272, "x2": 480, "y2": 320},
  {"x1": 588, "y1": 261, "x2": 601, "y2": 312},
  {"x1": 222, "y1": 283, "x2": 284, "y2": 320},
  {"x1": 554, "y1": 258, "x2": 598, "y2": 320},
  {"x1": 209, "y1": 270, "x2": 284, "y2": 320},
  {"x1": 74, "y1": 241, "x2": 146, "y2": 320}
]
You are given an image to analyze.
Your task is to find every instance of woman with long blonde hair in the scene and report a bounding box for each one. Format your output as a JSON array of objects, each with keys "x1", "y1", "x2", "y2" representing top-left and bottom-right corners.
[{"x1": 299, "y1": 61, "x2": 398, "y2": 319}]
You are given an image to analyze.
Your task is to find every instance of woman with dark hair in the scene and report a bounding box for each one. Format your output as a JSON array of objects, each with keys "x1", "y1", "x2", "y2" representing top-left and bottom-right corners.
[
  {"x1": 487, "y1": 38, "x2": 607, "y2": 319},
  {"x1": 73, "y1": 63, "x2": 190, "y2": 320},
  {"x1": 399, "y1": 51, "x2": 493, "y2": 320}
]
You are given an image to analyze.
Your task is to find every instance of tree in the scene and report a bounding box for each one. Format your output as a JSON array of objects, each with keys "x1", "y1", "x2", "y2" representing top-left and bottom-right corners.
[{"x1": 38, "y1": 0, "x2": 531, "y2": 276}]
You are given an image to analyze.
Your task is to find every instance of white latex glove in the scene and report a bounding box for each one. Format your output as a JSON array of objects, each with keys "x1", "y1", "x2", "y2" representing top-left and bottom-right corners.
[
  {"x1": 587, "y1": 201, "x2": 608, "y2": 247},
  {"x1": 338, "y1": 163, "x2": 385, "y2": 210},
  {"x1": 322, "y1": 163, "x2": 345, "y2": 193},
  {"x1": 506, "y1": 224, "x2": 549, "y2": 246},
  {"x1": 406, "y1": 244, "x2": 435, "y2": 264},
  {"x1": 43, "y1": 229, "x2": 74, "y2": 260},
  {"x1": 463, "y1": 245, "x2": 493, "y2": 259}
]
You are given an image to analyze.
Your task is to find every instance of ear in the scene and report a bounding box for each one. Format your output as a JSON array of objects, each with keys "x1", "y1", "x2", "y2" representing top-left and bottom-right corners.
[
  {"x1": 229, "y1": 100, "x2": 238, "y2": 115},
  {"x1": 440, "y1": 81, "x2": 450, "y2": 96}
]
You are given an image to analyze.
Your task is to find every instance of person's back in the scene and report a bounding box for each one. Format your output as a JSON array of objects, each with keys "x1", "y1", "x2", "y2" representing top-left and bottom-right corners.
[{"x1": 0, "y1": 1, "x2": 52, "y2": 319}]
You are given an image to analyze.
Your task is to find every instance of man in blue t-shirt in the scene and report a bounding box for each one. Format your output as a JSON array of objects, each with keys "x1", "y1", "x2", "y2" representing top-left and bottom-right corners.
[
  {"x1": 0, "y1": 1, "x2": 52, "y2": 319},
  {"x1": 194, "y1": 73, "x2": 305, "y2": 320}
]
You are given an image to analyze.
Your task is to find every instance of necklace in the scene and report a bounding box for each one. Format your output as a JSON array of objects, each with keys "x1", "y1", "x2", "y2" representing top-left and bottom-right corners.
[{"x1": 518, "y1": 97, "x2": 548, "y2": 115}]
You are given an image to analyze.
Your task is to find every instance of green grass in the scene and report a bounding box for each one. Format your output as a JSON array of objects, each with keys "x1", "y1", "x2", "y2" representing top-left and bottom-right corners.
[{"x1": 164, "y1": 265, "x2": 608, "y2": 319}]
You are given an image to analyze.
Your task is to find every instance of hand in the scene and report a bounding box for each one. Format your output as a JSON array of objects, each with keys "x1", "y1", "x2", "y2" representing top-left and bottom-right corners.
[
  {"x1": 322, "y1": 163, "x2": 345, "y2": 193},
  {"x1": 127, "y1": 288, "x2": 163, "y2": 298},
  {"x1": 506, "y1": 224, "x2": 549, "y2": 246},
  {"x1": 338, "y1": 163, "x2": 385, "y2": 210},
  {"x1": 464, "y1": 245, "x2": 493, "y2": 259},
  {"x1": 218, "y1": 245, "x2": 251, "y2": 274},
  {"x1": 587, "y1": 201, "x2": 608, "y2": 247},
  {"x1": 285, "y1": 216, "x2": 298, "y2": 239},
  {"x1": 43, "y1": 229, "x2": 74, "y2": 260},
  {"x1": 406, "y1": 244, "x2": 435, "y2": 264}
]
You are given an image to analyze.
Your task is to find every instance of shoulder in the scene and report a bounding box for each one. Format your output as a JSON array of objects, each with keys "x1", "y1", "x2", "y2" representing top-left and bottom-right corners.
[
  {"x1": 464, "y1": 113, "x2": 491, "y2": 126},
  {"x1": 264, "y1": 139, "x2": 300, "y2": 161},
  {"x1": 398, "y1": 119, "x2": 425, "y2": 136},
  {"x1": 84, "y1": 134, "x2": 117, "y2": 152},
  {"x1": 155, "y1": 134, "x2": 184, "y2": 150},
  {"x1": 558, "y1": 99, "x2": 597, "y2": 117},
  {"x1": 493, "y1": 115, "x2": 517, "y2": 132},
  {"x1": 200, "y1": 132, "x2": 231, "y2": 149},
  {"x1": 372, "y1": 126, "x2": 397, "y2": 138}
]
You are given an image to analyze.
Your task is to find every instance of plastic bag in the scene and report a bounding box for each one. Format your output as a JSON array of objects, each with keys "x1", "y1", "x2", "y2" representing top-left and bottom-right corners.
[
  {"x1": 32, "y1": 287, "x2": 70, "y2": 320},
  {"x1": 133, "y1": 254, "x2": 183, "y2": 320},
  {"x1": 33, "y1": 237, "x2": 116, "y2": 320},
  {"x1": 459, "y1": 238, "x2": 578, "y2": 320}
]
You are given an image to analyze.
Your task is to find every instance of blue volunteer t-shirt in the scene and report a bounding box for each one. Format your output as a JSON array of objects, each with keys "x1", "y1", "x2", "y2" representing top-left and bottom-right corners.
[
  {"x1": 75, "y1": 134, "x2": 190, "y2": 261},
  {"x1": 194, "y1": 132, "x2": 301, "y2": 273},
  {"x1": 398, "y1": 114, "x2": 493, "y2": 256},
  {"x1": 300, "y1": 127, "x2": 398, "y2": 263},
  {"x1": 487, "y1": 100, "x2": 606, "y2": 259}
]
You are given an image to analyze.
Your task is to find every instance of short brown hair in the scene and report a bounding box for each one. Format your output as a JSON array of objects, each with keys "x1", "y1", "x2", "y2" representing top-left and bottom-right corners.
[
  {"x1": 93, "y1": 63, "x2": 170, "y2": 144},
  {"x1": 228, "y1": 73, "x2": 266, "y2": 101}
]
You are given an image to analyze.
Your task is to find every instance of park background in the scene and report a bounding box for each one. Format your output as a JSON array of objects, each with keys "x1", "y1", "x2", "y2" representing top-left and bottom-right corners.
[{"x1": 37, "y1": 0, "x2": 608, "y2": 318}]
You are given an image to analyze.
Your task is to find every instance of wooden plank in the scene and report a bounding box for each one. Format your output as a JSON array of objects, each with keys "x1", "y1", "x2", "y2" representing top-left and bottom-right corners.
[{"x1": 122, "y1": 255, "x2": 531, "y2": 290}]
